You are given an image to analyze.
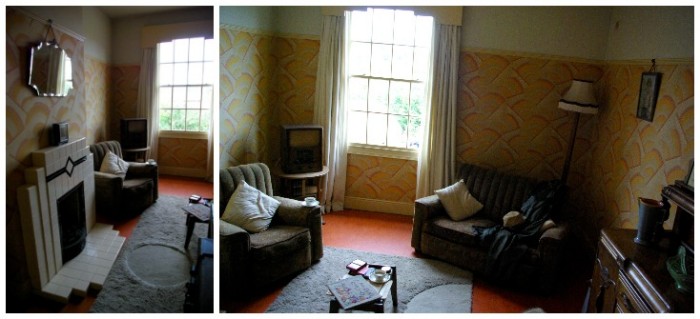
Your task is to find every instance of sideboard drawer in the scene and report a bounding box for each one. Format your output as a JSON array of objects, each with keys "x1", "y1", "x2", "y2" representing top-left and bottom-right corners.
[{"x1": 616, "y1": 273, "x2": 650, "y2": 313}]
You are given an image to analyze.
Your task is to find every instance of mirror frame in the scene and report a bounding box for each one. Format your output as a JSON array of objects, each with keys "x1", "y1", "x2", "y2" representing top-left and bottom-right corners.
[{"x1": 28, "y1": 41, "x2": 73, "y2": 97}]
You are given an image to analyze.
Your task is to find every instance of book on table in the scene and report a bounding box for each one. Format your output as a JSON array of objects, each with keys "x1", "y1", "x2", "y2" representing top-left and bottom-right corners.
[{"x1": 327, "y1": 275, "x2": 381, "y2": 309}]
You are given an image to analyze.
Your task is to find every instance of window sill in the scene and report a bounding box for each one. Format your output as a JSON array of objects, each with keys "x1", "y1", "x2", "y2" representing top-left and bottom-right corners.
[
  {"x1": 347, "y1": 144, "x2": 418, "y2": 161},
  {"x1": 159, "y1": 130, "x2": 208, "y2": 140}
]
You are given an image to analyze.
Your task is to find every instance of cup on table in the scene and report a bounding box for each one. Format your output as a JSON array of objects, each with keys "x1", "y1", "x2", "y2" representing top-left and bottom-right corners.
[
  {"x1": 374, "y1": 269, "x2": 388, "y2": 281},
  {"x1": 304, "y1": 197, "x2": 317, "y2": 206}
]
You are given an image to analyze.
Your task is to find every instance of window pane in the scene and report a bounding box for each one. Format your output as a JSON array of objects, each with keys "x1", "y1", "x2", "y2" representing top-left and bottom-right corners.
[
  {"x1": 189, "y1": 37, "x2": 204, "y2": 61},
  {"x1": 186, "y1": 110, "x2": 201, "y2": 131},
  {"x1": 203, "y1": 62, "x2": 214, "y2": 85},
  {"x1": 368, "y1": 79, "x2": 389, "y2": 113},
  {"x1": 410, "y1": 83, "x2": 425, "y2": 117},
  {"x1": 370, "y1": 44, "x2": 392, "y2": 77},
  {"x1": 349, "y1": 77, "x2": 368, "y2": 111},
  {"x1": 187, "y1": 86, "x2": 202, "y2": 104},
  {"x1": 202, "y1": 86, "x2": 213, "y2": 109},
  {"x1": 387, "y1": 114, "x2": 408, "y2": 148},
  {"x1": 172, "y1": 109, "x2": 186, "y2": 131},
  {"x1": 350, "y1": 10, "x2": 372, "y2": 42},
  {"x1": 173, "y1": 38, "x2": 189, "y2": 62},
  {"x1": 372, "y1": 9, "x2": 394, "y2": 44},
  {"x1": 394, "y1": 10, "x2": 416, "y2": 45},
  {"x1": 413, "y1": 47, "x2": 430, "y2": 81},
  {"x1": 389, "y1": 81, "x2": 410, "y2": 115},
  {"x1": 204, "y1": 39, "x2": 215, "y2": 61},
  {"x1": 392, "y1": 46, "x2": 414, "y2": 79},
  {"x1": 159, "y1": 42, "x2": 173, "y2": 63},
  {"x1": 159, "y1": 64, "x2": 173, "y2": 85},
  {"x1": 415, "y1": 16, "x2": 434, "y2": 47},
  {"x1": 159, "y1": 87, "x2": 172, "y2": 109},
  {"x1": 159, "y1": 110, "x2": 172, "y2": 130},
  {"x1": 348, "y1": 111, "x2": 367, "y2": 144},
  {"x1": 201, "y1": 110, "x2": 210, "y2": 131},
  {"x1": 173, "y1": 63, "x2": 188, "y2": 85},
  {"x1": 173, "y1": 87, "x2": 187, "y2": 109},
  {"x1": 188, "y1": 62, "x2": 203, "y2": 85},
  {"x1": 408, "y1": 116, "x2": 423, "y2": 149},
  {"x1": 367, "y1": 113, "x2": 387, "y2": 146},
  {"x1": 349, "y1": 42, "x2": 371, "y2": 75}
]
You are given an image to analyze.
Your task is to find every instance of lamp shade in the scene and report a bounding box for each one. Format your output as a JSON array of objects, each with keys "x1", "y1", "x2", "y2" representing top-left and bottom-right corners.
[{"x1": 558, "y1": 80, "x2": 598, "y2": 114}]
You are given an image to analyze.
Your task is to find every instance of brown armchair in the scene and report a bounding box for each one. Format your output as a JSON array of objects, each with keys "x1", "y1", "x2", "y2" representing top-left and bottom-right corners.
[
  {"x1": 89, "y1": 141, "x2": 158, "y2": 218},
  {"x1": 219, "y1": 163, "x2": 323, "y2": 296}
]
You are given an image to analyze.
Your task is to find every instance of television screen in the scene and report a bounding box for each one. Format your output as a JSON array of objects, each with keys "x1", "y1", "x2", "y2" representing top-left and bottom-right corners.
[{"x1": 121, "y1": 118, "x2": 148, "y2": 149}]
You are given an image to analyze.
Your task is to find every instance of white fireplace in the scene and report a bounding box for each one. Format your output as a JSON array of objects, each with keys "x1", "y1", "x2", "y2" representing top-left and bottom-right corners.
[{"x1": 17, "y1": 137, "x2": 125, "y2": 302}]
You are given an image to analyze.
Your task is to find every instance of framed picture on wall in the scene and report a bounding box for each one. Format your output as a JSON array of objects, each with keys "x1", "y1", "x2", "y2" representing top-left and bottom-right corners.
[{"x1": 636, "y1": 72, "x2": 662, "y2": 122}]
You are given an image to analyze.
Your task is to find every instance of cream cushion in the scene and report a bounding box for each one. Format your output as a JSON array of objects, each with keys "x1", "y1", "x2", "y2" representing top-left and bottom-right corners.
[
  {"x1": 435, "y1": 180, "x2": 484, "y2": 221},
  {"x1": 221, "y1": 181, "x2": 280, "y2": 233},
  {"x1": 99, "y1": 151, "x2": 129, "y2": 179}
]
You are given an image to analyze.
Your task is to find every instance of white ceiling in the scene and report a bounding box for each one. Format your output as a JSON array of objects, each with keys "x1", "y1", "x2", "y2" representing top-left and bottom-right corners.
[{"x1": 98, "y1": 6, "x2": 190, "y2": 19}]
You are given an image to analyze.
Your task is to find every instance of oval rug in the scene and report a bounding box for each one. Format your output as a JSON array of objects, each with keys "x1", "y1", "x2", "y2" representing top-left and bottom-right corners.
[{"x1": 127, "y1": 243, "x2": 190, "y2": 287}]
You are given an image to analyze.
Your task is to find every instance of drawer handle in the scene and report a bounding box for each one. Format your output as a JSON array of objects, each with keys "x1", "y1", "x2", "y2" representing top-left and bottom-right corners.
[{"x1": 620, "y1": 293, "x2": 635, "y2": 312}]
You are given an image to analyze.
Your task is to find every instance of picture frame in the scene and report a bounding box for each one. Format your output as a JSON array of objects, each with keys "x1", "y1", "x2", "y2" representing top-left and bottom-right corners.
[{"x1": 636, "y1": 72, "x2": 662, "y2": 122}]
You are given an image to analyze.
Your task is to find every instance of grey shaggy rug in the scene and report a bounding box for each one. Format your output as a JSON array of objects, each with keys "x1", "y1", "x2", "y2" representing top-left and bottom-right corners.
[
  {"x1": 266, "y1": 247, "x2": 473, "y2": 313},
  {"x1": 90, "y1": 195, "x2": 208, "y2": 313}
]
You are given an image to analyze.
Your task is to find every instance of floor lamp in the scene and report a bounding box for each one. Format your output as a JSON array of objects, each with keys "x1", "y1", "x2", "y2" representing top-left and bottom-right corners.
[{"x1": 558, "y1": 79, "x2": 599, "y2": 184}]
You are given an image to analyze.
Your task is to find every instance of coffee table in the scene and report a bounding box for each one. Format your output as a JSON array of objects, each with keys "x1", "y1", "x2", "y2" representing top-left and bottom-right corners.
[
  {"x1": 329, "y1": 264, "x2": 398, "y2": 313},
  {"x1": 183, "y1": 199, "x2": 212, "y2": 248}
]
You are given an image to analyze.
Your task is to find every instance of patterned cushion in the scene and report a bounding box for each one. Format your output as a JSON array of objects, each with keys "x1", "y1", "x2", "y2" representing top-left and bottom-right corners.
[{"x1": 424, "y1": 217, "x2": 497, "y2": 247}]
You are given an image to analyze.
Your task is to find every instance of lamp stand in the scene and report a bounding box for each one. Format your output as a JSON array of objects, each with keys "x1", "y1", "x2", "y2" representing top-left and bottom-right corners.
[{"x1": 561, "y1": 112, "x2": 581, "y2": 184}]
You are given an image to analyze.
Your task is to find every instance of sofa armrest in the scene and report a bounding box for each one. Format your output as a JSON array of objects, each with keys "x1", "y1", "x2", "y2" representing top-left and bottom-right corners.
[
  {"x1": 274, "y1": 196, "x2": 324, "y2": 261},
  {"x1": 537, "y1": 223, "x2": 568, "y2": 289},
  {"x1": 412, "y1": 194, "x2": 445, "y2": 251},
  {"x1": 94, "y1": 172, "x2": 123, "y2": 199}
]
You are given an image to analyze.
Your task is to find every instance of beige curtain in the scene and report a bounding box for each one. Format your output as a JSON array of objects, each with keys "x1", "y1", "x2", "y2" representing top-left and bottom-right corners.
[
  {"x1": 314, "y1": 14, "x2": 348, "y2": 212},
  {"x1": 136, "y1": 47, "x2": 159, "y2": 161},
  {"x1": 206, "y1": 106, "x2": 214, "y2": 182},
  {"x1": 416, "y1": 23, "x2": 461, "y2": 198}
]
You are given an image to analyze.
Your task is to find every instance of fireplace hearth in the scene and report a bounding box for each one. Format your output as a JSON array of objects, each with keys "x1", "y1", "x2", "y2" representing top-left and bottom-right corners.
[{"x1": 17, "y1": 137, "x2": 125, "y2": 302}]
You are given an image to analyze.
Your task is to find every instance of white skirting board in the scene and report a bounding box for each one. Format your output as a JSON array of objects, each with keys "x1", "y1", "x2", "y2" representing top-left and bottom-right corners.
[{"x1": 344, "y1": 196, "x2": 414, "y2": 216}]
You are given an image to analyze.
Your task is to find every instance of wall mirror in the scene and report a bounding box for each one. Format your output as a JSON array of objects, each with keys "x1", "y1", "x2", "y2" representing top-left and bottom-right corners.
[{"x1": 28, "y1": 41, "x2": 73, "y2": 97}]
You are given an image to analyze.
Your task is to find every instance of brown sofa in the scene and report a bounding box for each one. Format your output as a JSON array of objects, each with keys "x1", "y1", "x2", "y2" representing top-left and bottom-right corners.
[
  {"x1": 219, "y1": 163, "x2": 323, "y2": 296},
  {"x1": 412, "y1": 163, "x2": 568, "y2": 291},
  {"x1": 89, "y1": 141, "x2": 158, "y2": 218}
]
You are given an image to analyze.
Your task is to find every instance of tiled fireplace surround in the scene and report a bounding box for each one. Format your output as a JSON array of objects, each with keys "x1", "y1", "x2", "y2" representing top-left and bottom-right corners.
[{"x1": 17, "y1": 138, "x2": 125, "y2": 302}]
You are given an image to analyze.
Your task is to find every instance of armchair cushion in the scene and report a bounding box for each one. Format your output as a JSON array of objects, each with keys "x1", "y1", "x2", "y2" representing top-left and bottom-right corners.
[
  {"x1": 99, "y1": 151, "x2": 129, "y2": 179},
  {"x1": 249, "y1": 225, "x2": 310, "y2": 261},
  {"x1": 222, "y1": 181, "x2": 280, "y2": 233}
]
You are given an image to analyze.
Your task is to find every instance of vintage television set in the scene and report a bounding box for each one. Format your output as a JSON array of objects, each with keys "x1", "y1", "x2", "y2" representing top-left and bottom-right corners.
[
  {"x1": 120, "y1": 118, "x2": 148, "y2": 149},
  {"x1": 281, "y1": 124, "x2": 323, "y2": 174}
]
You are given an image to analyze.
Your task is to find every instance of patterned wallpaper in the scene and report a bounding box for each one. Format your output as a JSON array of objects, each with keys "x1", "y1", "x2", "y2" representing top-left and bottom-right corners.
[
  {"x1": 573, "y1": 62, "x2": 694, "y2": 248},
  {"x1": 219, "y1": 25, "x2": 319, "y2": 169},
  {"x1": 5, "y1": 7, "x2": 86, "y2": 307},
  {"x1": 85, "y1": 56, "x2": 110, "y2": 144},
  {"x1": 110, "y1": 65, "x2": 140, "y2": 141},
  {"x1": 456, "y1": 51, "x2": 605, "y2": 180},
  {"x1": 158, "y1": 137, "x2": 209, "y2": 172},
  {"x1": 346, "y1": 154, "x2": 418, "y2": 203}
]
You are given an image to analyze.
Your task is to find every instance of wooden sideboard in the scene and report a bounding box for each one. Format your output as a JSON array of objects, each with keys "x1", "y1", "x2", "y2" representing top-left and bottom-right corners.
[{"x1": 587, "y1": 182, "x2": 694, "y2": 313}]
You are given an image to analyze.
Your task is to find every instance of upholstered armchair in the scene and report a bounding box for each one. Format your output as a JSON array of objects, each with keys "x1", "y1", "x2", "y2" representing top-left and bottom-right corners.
[
  {"x1": 219, "y1": 163, "x2": 323, "y2": 296},
  {"x1": 89, "y1": 141, "x2": 158, "y2": 218}
]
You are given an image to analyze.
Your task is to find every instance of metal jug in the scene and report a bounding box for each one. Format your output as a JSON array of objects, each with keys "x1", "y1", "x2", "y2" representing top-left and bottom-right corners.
[{"x1": 634, "y1": 197, "x2": 668, "y2": 246}]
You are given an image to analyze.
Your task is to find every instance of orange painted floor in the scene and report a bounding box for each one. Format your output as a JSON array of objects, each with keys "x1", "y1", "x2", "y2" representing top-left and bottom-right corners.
[
  {"x1": 221, "y1": 210, "x2": 590, "y2": 313},
  {"x1": 21, "y1": 175, "x2": 213, "y2": 313}
]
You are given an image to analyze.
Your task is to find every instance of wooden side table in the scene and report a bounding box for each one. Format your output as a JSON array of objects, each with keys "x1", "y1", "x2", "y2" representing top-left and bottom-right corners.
[{"x1": 274, "y1": 165, "x2": 329, "y2": 201}]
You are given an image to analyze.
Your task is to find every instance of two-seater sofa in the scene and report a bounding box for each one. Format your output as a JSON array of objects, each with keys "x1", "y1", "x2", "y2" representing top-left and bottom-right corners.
[{"x1": 412, "y1": 163, "x2": 568, "y2": 291}]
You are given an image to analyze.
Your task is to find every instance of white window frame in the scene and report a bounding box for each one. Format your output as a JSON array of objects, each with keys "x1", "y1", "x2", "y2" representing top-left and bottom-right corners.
[
  {"x1": 157, "y1": 37, "x2": 214, "y2": 139},
  {"x1": 345, "y1": 8, "x2": 433, "y2": 160}
]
